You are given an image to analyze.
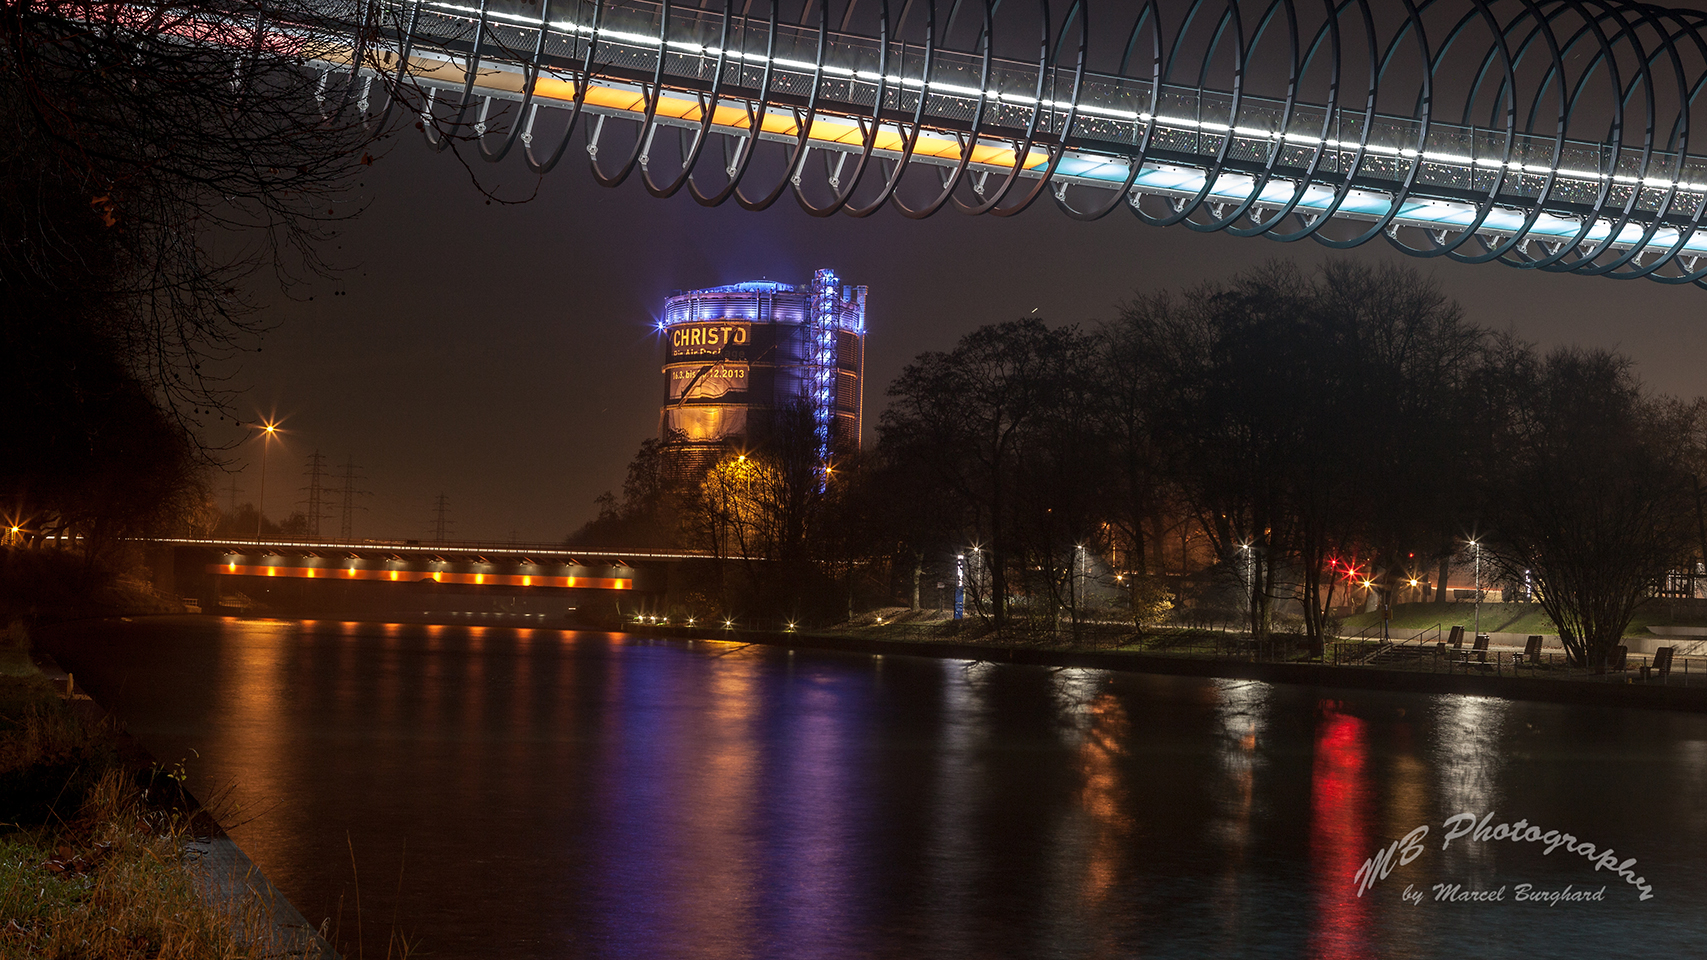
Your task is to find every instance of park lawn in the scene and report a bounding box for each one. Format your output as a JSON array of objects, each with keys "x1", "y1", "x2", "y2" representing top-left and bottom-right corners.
[{"x1": 1338, "y1": 600, "x2": 1707, "y2": 638}]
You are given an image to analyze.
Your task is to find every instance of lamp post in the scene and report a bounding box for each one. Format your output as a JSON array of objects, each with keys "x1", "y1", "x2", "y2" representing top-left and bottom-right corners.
[
  {"x1": 1239, "y1": 542, "x2": 1253, "y2": 629},
  {"x1": 1469, "y1": 538, "x2": 1481, "y2": 641},
  {"x1": 255, "y1": 421, "x2": 278, "y2": 538},
  {"x1": 1075, "y1": 544, "x2": 1085, "y2": 619}
]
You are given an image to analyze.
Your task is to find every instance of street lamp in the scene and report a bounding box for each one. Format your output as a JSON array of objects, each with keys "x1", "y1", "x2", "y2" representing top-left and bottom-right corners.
[
  {"x1": 1239, "y1": 542, "x2": 1253, "y2": 610},
  {"x1": 254, "y1": 420, "x2": 279, "y2": 539},
  {"x1": 1468, "y1": 538, "x2": 1482, "y2": 641},
  {"x1": 1075, "y1": 544, "x2": 1085, "y2": 615}
]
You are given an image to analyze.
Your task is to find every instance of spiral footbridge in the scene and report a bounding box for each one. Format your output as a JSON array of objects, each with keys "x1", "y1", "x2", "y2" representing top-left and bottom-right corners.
[{"x1": 240, "y1": 0, "x2": 1707, "y2": 283}]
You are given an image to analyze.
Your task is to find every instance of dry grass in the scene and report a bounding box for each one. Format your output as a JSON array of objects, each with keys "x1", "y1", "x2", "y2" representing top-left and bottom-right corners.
[
  {"x1": 0, "y1": 702, "x2": 105, "y2": 776},
  {"x1": 0, "y1": 648, "x2": 342, "y2": 959},
  {"x1": 0, "y1": 627, "x2": 409, "y2": 960},
  {"x1": 0, "y1": 768, "x2": 335, "y2": 959},
  {"x1": 0, "y1": 623, "x2": 36, "y2": 680}
]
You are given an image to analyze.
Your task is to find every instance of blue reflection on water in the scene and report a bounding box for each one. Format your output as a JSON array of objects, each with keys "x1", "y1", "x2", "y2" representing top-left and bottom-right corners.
[{"x1": 43, "y1": 618, "x2": 1707, "y2": 960}]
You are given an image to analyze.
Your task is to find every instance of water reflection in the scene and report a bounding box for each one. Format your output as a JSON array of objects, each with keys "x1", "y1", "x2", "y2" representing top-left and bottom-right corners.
[
  {"x1": 914, "y1": 659, "x2": 980, "y2": 957},
  {"x1": 1212, "y1": 679, "x2": 1267, "y2": 855},
  {"x1": 41, "y1": 618, "x2": 1707, "y2": 960},
  {"x1": 1431, "y1": 696, "x2": 1510, "y2": 823},
  {"x1": 1310, "y1": 707, "x2": 1372, "y2": 959},
  {"x1": 1058, "y1": 684, "x2": 1131, "y2": 958}
]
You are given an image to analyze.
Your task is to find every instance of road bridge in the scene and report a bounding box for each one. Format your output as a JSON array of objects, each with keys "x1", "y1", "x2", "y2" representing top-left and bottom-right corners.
[{"x1": 156, "y1": 537, "x2": 709, "y2": 623}]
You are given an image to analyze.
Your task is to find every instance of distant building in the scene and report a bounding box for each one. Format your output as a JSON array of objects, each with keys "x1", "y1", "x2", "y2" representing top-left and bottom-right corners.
[{"x1": 657, "y1": 269, "x2": 866, "y2": 476}]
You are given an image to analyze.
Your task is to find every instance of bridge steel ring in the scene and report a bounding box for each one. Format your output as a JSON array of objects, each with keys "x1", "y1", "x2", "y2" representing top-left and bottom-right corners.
[{"x1": 366, "y1": 0, "x2": 1707, "y2": 286}]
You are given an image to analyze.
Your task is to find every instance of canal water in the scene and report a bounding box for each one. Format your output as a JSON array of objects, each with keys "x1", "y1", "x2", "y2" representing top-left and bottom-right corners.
[{"x1": 44, "y1": 617, "x2": 1707, "y2": 959}]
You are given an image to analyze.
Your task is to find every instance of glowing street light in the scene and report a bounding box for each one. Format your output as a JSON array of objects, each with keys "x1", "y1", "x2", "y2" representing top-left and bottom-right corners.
[
  {"x1": 253, "y1": 420, "x2": 280, "y2": 539},
  {"x1": 1468, "y1": 538, "x2": 1483, "y2": 641}
]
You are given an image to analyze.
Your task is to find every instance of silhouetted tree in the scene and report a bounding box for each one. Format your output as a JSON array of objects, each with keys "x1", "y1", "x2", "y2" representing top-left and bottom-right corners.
[
  {"x1": 1121, "y1": 263, "x2": 1320, "y2": 641},
  {"x1": 1112, "y1": 261, "x2": 1485, "y2": 648},
  {"x1": 1481, "y1": 344, "x2": 1697, "y2": 670},
  {"x1": 568, "y1": 436, "x2": 695, "y2": 549},
  {"x1": 880, "y1": 319, "x2": 1090, "y2": 628},
  {"x1": 3, "y1": 0, "x2": 404, "y2": 572}
]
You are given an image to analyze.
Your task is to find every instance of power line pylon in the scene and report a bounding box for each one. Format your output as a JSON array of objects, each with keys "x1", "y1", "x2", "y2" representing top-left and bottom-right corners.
[
  {"x1": 338, "y1": 459, "x2": 369, "y2": 540},
  {"x1": 430, "y1": 493, "x2": 452, "y2": 544},
  {"x1": 301, "y1": 451, "x2": 328, "y2": 537}
]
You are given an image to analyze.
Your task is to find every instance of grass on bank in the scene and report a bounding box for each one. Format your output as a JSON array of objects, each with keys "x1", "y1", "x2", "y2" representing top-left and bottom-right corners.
[
  {"x1": 0, "y1": 623, "x2": 36, "y2": 680},
  {"x1": 0, "y1": 623, "x2": 335, "y2": 959},
  {"x1": 1337, "y1": 599, "x2": 1707, "y2": 638},
  {"x1": 824, "y1": 607, "x2": 1314, "y2": 658},
  {"x1": 0, "y1": 767, "x2": 336, "y2": 959}
]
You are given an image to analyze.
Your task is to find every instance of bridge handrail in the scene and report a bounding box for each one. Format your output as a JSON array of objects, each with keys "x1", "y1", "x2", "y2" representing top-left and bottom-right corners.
[
  {"x1": 145, "y1": 536, "x2": 719, "y2": 561},
  {"x1": 73, "y1": 0, "x2": 1707, "y2": 281}
]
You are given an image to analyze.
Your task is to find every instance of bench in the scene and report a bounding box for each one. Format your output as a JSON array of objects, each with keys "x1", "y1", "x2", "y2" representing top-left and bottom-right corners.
[
  {"x1": 1444, "y1": 631, "x2": 1493, "y2": 670},
  {"x1": 1514, "y1": 635, "x2": 1543, "y2": 665},
  {"x1": 1653, "y1": 646, "x2": 1674, "y2": 680}
]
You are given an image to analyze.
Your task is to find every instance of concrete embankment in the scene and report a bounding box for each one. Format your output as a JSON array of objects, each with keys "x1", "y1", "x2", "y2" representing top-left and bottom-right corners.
[{"x1": 648, "y1": 628, "x2": 1707, "y2": 714}]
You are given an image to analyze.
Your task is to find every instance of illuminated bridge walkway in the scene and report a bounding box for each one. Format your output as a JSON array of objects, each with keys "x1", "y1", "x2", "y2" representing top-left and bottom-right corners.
[
  {"x1": 256, "y1": 0, "x2": 1707, "y2": 285},
  {"x1": 157, "y1": 537, "x2": 708, "y2": 621}
]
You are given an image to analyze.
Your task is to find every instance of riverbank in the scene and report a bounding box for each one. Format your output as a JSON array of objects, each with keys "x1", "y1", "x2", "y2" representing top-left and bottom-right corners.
[
  {"x1": 632, "y1": 612, "x2": 1707, "y2": 714},
  {"x1": 1336, "y1": 599, "x2": 1707, "y2": 654},
  {"x1": 0, "y1": 627, "x2": 337, "y2": 958}
]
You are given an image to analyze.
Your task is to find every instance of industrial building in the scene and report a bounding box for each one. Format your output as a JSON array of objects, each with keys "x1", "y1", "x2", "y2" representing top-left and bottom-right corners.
[{"x1": 657, "y1": 268, "x2": 866, "y2": 475}]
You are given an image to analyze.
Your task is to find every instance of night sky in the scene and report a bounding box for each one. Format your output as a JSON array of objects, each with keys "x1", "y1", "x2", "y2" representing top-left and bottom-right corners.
[{"x1": 219, "y1": 133, "x2": 1707, "y2": 542}]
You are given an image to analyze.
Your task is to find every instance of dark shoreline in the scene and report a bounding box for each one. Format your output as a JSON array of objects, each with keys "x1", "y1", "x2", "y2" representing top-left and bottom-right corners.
[
  {"x1": 44, "y1": 613, "x2": 1707, "y2": 715},
  {"x1": 646, "y1": 625, "x2": 1707, "y2": 714},
  {"x1": 27, "y1": 649, "x2": 340, "y2": 959}
]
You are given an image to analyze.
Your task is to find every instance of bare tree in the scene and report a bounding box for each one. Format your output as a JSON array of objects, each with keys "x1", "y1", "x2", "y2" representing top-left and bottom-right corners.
[
  {"x1": 1482, "y1": 343, "x2": 1697, "y2": 670},
  {"x1": 880, "y1": 319, "x2": 1090, "y2": 629},
  {"x1": 1112, "y1": 260, "x2": 1484, "y2": 650},
  {"x1": 4, "y1": 0, "x2": 393, "y2": 417},
  {"x1": 3, "y1": 0, "x2": 403, "y2": 558}
]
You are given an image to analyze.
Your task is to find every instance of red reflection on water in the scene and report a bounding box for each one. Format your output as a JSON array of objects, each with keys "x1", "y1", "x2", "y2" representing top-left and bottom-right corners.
[{"x1": 1310, "y1": 708, "x2": 1372, "y2": 959}]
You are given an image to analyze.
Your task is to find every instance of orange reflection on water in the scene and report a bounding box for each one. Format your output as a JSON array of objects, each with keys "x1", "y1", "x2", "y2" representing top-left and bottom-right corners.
[
  {"x1": 375, "y1": 626, "x2": 401, "y2": 726},
  {"x1": 1309, "y1": 708, "x2": 1373, "y2": 960},
  {"x1": 620, "y1": 657, "x2": 765, "y2": 958},
  {"x1": 1075, "y1": 691, "x2": 1132, "y2": 913},
  {"x1": 205, "y1": 621, "x2": 294, "y2": 851}
]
